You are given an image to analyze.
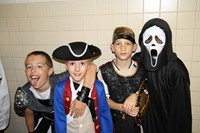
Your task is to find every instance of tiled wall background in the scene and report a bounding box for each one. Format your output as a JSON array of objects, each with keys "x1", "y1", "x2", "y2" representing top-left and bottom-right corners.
[{"x1": 0, "y1": 0, "x2": 200, "y2": 132}]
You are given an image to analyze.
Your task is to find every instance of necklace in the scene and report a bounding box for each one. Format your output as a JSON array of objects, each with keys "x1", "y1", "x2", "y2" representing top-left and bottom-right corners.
[{"x1": 112, "y1": 59, "x2": 136, "y2": 71}]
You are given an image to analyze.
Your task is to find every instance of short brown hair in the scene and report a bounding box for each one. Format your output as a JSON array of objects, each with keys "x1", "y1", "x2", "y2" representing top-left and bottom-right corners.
[{"x1": 25, "y1": 51, "x2": 53, "y2": 68}]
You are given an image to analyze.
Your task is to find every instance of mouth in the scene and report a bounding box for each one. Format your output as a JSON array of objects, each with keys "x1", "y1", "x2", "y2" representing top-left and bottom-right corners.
[
  {"x1": 30, "y1": 76, "x2": 39, "y2": 86},
  {"x1": 120, "y1": 53, "x2": 127, "y2": 56},
  {"x1": 150, "y1": 49, "x2": 157, "y2": 67},
  {"x1": 73, "y1": 73, "x2": 81, "y2": 77}
]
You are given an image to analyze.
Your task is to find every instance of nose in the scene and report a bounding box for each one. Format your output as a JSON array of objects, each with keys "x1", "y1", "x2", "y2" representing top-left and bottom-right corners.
[
  {"x1": 31, "y1": 66, "x2": 37, "y2": 73},
  {"x1": 75, "y1": 64, "x2": 80, "y2": 71},
  {"x1": 121, "y1": 44, "x2": 126, "y2": 50},
  {"x1": 152, "y1": 44, "x2": 155, "y2": 46}
]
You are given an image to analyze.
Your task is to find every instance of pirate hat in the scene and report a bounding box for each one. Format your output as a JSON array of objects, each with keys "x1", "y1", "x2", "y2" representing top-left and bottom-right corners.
[{"x1": 52, "y1": 41, "x2": 101, "y2": 62}]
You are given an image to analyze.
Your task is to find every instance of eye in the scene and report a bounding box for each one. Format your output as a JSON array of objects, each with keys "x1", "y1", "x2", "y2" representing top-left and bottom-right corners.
[
  {"x1": 125, "y1": 42, "x2": 132, "y2": 45},
  {"x1": 69, "y1": 62, "x2": 75, "y2": 66},
  {"x1": 114, "y1": 42, "x2": 121, "y2": 46},
  {"x1": 80, "y1": 62, "x2": 87, "y2": 66},
  {"x1": 155, "y1": 36, "x2": 163, "y2": 44},
  {"x1": 37, "y1": 65, "x2": 43, "y2": 68},
  {"x1": 26, "y1": 65, "x2": 32, "y2": 70},
  {"x1": 145, "y1": 36, "x2": 152, "y2": 44}
]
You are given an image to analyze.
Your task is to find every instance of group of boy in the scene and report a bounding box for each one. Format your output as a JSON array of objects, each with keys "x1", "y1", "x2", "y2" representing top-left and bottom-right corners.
[{"x1": 14, "y1": 18, "x2": 192, "y2": 133}]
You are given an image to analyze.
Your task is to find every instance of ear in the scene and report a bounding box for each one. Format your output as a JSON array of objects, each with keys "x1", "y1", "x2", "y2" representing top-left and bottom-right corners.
[
  {"x1": 132, "y1": 44, "x2": 137, "y2": 52},
  {"x1": 48, "y1": 67, "x2": 54, "y2": 76},
  {"x1": 110, "y1": 43, "x2": 115, "y2": 53},
  {"x1": 65, "y1": 62, "x2": 69, "y2": 71},
  {"x1": 86, "y1": 63, "x2": 90, "y2": 71}
]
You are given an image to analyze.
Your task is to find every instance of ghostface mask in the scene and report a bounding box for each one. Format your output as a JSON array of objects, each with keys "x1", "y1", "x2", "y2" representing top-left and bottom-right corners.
[{"x1": 142, "y1": 26, "x2": 166, "y2": 67}]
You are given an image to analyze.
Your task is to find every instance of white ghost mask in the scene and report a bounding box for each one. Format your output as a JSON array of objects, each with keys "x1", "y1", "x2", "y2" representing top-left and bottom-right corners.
[{"x1": 143, "y1": 25, "x2": 166, "y2": 67}]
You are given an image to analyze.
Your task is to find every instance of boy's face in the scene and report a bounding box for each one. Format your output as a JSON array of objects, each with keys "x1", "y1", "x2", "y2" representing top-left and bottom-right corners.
[
  {"x1": 111, "y1": 38, "x2": 137, "y2": 60},
  {"x1": 65, "y1": 59, "x2": 90, "y2": 84},
  {"x1": 25, "y1": 55, "x2": 53, "y2": 92}
]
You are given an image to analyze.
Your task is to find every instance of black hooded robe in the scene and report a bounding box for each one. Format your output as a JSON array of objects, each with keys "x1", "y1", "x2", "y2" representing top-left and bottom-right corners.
[{"x1": 133, "y1": 18, "x2": 192, "y2": 133}]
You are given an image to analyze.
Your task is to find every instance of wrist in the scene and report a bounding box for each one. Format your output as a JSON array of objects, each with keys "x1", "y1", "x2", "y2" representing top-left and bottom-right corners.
[
  {"x1": 119, "y1": 104, "x2": 124, "y2": 112},
  {"x1": 76, "y1": 86, "x2": 90, "y2": 103}
]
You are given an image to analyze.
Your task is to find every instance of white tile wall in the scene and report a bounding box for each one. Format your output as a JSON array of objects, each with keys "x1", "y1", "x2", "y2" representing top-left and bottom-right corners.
[
  {"x1": 0, "y1": 0, "x2": 199, "y2": 133},
  {"x1": 144, "y1": 0, "x2": 160, "y2": 12},
  {"x1": 161, "y1": 0, "x2": 178, "y2": 12}
]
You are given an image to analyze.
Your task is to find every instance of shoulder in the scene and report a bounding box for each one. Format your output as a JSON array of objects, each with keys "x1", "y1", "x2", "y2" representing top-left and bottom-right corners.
[
  {"x1": 56, "y1": 79, "x2": 68, "y2": 86},
  {"x1": 169, "y1": 58, "x2": 189, "y2": 74},
  {"x1": 167, "y1": 59, "x2": 190, "y2": 83},
  {"x1": 94, "y1": 80, "x2": 103, "y2": 86},
  {"x1": 132, "y1": 52, "x2": 142, "y2": 62},
  {"x1": 50, "y1": 71, "x2": 68, "y2": 83},
  {"x1": 94, "y1": 80, "x2": 104, "y2": 92},
  {"x1": 21, "y1": 82, "x2": 31, "y2": 92},
  {"x1": 94, "y1": 80, "x2": 104, "y2": 90},
  {"x1": 99, "y1": 61, "x2": 112, "y2": 69},
  {"x1": 54, "y1": 79, "x2": 68, "y2": 92}
]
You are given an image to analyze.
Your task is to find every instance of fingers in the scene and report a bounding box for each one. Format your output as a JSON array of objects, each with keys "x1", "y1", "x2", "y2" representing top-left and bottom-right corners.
[
  {"x1": 123, "y1": 103, "x2": 139, "y2": 117},
  {"x1": 73, "y1": 108, "x2": 85, "y2": 118},
  {"x1": 123, "y1": 103, "x2": 134, "y2": 113},
  {"x1": 128, "y1": 107, "x2": 139, "y2": 117},
  {"x1": 70, "y1": 99, "x2": 86, "y2": 118},
  {"x1": 123, "y1": 93, "x2": 137, "y2": 113}
]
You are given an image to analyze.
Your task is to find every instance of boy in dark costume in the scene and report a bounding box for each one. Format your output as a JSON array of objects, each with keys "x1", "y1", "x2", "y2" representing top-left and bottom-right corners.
[{"x1": 98, "y1": 27, "x2": 146, "y2": 133}]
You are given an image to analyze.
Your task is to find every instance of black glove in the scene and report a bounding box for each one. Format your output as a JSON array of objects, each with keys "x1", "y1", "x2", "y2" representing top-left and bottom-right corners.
[
  {"x1": 76, "y1": 86, "x2": 90, "y2": 103},
  {"x1": 76, "y1": 87, "x2": 96, "y2": 121}
]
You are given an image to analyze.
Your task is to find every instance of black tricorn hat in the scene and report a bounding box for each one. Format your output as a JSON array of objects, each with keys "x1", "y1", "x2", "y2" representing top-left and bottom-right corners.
[{"x1": 52, "y1": 41, "x2": 101, "y2": 62}]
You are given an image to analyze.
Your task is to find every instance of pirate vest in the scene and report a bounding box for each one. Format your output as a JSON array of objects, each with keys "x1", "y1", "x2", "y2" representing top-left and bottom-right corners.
[{"x1": 100, "y1": 61, "x2": 145, "y2": 119}]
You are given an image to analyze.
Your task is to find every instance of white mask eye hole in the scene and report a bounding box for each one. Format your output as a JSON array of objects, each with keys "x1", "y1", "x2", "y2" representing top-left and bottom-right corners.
[
  {"x1": 145, "y1": 36, "x2": 152, "y2": 44},
  {"x1": 155, "y1": 36, "x2": 163, "y2": 44}
]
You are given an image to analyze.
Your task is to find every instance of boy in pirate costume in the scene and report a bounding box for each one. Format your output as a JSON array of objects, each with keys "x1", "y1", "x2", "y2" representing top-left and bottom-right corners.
[
  {"x1": 97, "y1": 27, "x2": 146, "y2": 133},
  {"x1": 133, "y1": 18, "x2": 192, "y2": 133},
  {"x1": 53, "y1": 42, "x2": 113, "y2": 133},
  {"x1": 14, "y1": 51, "x2": 97, "y2": 133}
]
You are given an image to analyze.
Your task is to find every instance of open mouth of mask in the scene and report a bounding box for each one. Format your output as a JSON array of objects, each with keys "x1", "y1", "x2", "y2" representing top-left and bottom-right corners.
[{"x1": 143, "y1": 26, "x2": 166, "y2": 67}]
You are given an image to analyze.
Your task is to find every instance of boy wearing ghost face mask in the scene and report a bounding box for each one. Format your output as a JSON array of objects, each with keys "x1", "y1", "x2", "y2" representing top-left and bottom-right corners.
[{"x1": 133, "y1": 18, "x2": 192, "y2": 133}]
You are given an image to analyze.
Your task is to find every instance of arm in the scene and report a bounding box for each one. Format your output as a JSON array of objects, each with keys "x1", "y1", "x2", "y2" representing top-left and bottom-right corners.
[
  {"x1": 70, "y1": 63, "x2": 97, "y2": 118},
  {"x1": 107, "y1": 97, "x2": 139, "y2": 117},
  {"x1": 97, "y1": 68, "x2": 138, "y2": 116},
  {"x1": 123, "y1": 94, "x2": 139, "y2": 117},
  {"x1": 24, "y1": 108, "x2": 35, "y2": 133},
  {"x1": 166, "y1": 61, "x2": 192, "y2": 133},
  {"x1": 97, "y1": 81, "x2": 113, "y2": 133},
  {"x1": 107, "y1": 98, "x2": 123, "y2": 112},
  {"x1": 83, "y1": 62, "x2": 97, "y2": 88},
  {"x1": 97, "y1": 69, "x2": 123, "y2": 112}
]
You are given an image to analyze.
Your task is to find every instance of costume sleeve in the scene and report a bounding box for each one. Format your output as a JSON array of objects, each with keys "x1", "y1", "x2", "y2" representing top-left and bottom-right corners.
[
  {"x1": 166, "y1": 59, "x2": 192, "y2": 133},
  {"x1": 97, "y1": 69, "x2": 110, "y2": 98},
  {"x1": 54, "y1": 82, "x2": 67, "y2": 133},
  {"x1": 0, "y1": 59, "x2": 10, "y2": 130},
  {"x1": 50, "y1": 71, "x2": 69, "y2": 83},
  {"x1": 96, "y1": 81, "x2": 113, "y2": 133}
]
